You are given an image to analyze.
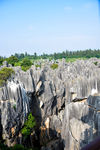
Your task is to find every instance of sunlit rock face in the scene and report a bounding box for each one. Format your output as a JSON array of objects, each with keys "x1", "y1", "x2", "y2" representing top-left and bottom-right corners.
[
  {"x1": 62, "y1": 96, "x2": 100, "y2": 150},
  {"x1": 0, "y1": 81, "x2": 30, "y2": 146},
  {"x1": 1, "y1": 58, "x2": 100, "y2": 149}
]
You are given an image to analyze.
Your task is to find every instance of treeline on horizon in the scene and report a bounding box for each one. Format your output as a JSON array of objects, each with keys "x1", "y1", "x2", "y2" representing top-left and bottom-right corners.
[{"x1": 1, "y1": 49, "x2": 100, "y2": 61}]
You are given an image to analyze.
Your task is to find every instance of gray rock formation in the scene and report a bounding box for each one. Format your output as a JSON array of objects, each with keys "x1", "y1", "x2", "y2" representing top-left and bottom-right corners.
[
  {"x1": 0, "y1": 81, "x2": 30, "y2": 146},
  {"x1": 1, "y1": 58, "x2": 100, "y2": 149},
  {"x1": 62, "y1": 95, "x2": 100, "y2": 150},
  {"x1": 2, "y1": 61, "x2": 8, "y2": 67}
]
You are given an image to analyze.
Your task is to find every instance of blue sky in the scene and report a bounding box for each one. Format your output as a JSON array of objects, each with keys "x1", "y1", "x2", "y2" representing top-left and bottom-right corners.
[{"x1": 0, "y1": 0, "x2": 100, "y2": 56}]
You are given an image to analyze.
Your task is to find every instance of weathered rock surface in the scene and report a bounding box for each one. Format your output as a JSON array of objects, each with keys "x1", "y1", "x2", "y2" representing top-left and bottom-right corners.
[
  {"x1": 0, "y1": 81, "x2": 30, "y2": 146},
  {"x1": 1, "y1": 58, "x2": 100, "y2": 149},
  {"x1": 62, "y1": 96, "x2": 100, "y2": 150}
]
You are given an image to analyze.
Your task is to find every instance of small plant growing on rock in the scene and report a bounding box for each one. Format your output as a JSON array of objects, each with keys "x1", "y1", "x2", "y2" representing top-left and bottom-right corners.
[
  {"x1": 50, "y1": 63, "x2": 58, "y2": 70},
  {"x1": 21, "y1": 113, "x2": 36, "y2": 139},
  {"x1": 0, "y1": 67, "x2": 15, "y2": 86},
  {"x1": 35, "y1": 64, "x2": 41, "y2": 68},
  {"x1": 94, "y1": 61, "x2": 98, "y2": 66},
  {"x1": 13, "y1": 104, "x2": 16, "y2": 111}
]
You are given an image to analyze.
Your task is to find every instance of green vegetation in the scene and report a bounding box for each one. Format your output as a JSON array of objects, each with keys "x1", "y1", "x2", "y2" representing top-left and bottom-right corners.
[
  {"x1": 11, "y1": 144, "x2": 31, "y2": 150},
  {"x1": 0, "y1": 57, "x2": 4, "y2": 66},
  {"x1": 66, "y1": 57, "x2": 86, "y2": 63},
  {"x1": 94, "y1": 61, "x2": 98, "y2": 66},
  {"x1": 0, "y1": 142, "x2": 9, "y2": 150},
  {"x1": 12, "y1": 49, "x2": 100, "y2": 60},
  {"x1": 14, "y1": 61, "x2": 22, "y2": 67},
  {"x1": 50, "y1": 63, "x2": 58, "y2": 69},
  {"x1": 21, "y1": 58, "x2": 32, "y2": 71},
  {"x1": 0, "y1": 67, "x2": 15, "y2": 86},
  {"x1": 13, "y1": 104, "x2": 16, "y2": 111},
  {"x1": 35, "y1": 64, "x2": 41, "y2": 68},
  {"x1": 21, "y1": 113, "x2": 36, "y2": 139},
  {"x1": 66, "y1": 58, "x2": 78, "y2": 63},
  {"x1": 0, "y1": 142, "x2": 37, "y2": 150},
  {"x1": 6, "y1": 56, "x2": 19, "y2": 66},
  {"x1": 1, "y1": 49, "x2": 100, "y2": 70},
  {"x1": 21, "y1": 66, "x2": 31, "y2": 71}
]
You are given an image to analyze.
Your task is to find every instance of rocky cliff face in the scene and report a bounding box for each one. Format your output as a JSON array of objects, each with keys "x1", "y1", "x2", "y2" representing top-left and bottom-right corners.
[{"x1": 0, "y1": 58, "x2": 100, "y2": 149}]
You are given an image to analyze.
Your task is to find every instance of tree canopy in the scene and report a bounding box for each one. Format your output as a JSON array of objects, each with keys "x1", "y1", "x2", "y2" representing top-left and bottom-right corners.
[
  {"x1": 6, "y1": 56, "x2": 19, "y2": 66},
  {"x1": 12, "y1": 49, "x2": 100, "y2": 60}
]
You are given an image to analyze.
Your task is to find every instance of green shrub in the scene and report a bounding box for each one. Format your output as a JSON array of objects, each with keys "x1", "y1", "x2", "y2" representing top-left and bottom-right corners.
[
  {"x1": 21, "y1": 113, "x2": 36, "y2": 139},
  {"x1": 21, "y1": 58, "x2": 32, "y2": 67},
  {"x1": 21, "y1": 66, "x2": 31, "y2": 71},
  {"x1": 0, "y1": 141, "x2": 38, "y2": 150},
  {"x1": 0, "y1": 67, "x2": 15, "y2": 86},
  {"x1": 50, "y1": 63, "x2": 58, "y2": 70},
  {"x1": 13, "y1": 104, "x2": 16, "y2": 111},
  {"x1": 0, "y1": 58, "x2": 4, "y2": 66},
  {"x1": 11, "y1": 144, "x2": 31, "y2": 150},
  {"x1": 11, "y1": 145, "x2": 38, "y2": 150},
  {"x1": 14, "y1": 61, "x2": 21, "y2": 67},
  {"x1": 11, "y1": 144, "x2": 27, "y2": 150},
  {"x1": 21, "y1": 58, "x2": 32, "y2": 71},
  {"x1": 35, "y1": 64, "x2": 41, "y2": 68},
  {"x1": 94, "y1": 61, "x2": 98, "y2": 66},
  {"x1": 6, "y1": 56, "x2": 19, "y2": 66},
  {"x1": 15, "y1": 58, "x2": 32, "y2": 71},
  {"x1": 0, "y1": 142, "x2": 9, "y2": 150}
]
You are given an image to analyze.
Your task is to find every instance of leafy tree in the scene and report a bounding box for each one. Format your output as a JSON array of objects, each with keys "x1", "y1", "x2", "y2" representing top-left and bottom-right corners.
[
  {"x1": 34, "y1": 52, "x2": 37, "y2": 59},
  {"x1": 0, "y1": 67, "x2": 15, "y2": 86},
  {"x1": 20, "y1": 53, "x2": 25, "y2": 59},
  {"x1": 21, "y1": 58, "x2": 32, "y2": 71},
  {"x1": 12, "y1": 49, "x2": 100, "y2": 61},
  {"x1": 14, "y1": 61, "x2": 21, "y2": 67},
  {"x1": 0, "y1": 58, "x2": 4, "y2": 66},
  {"x1": 7, "y1": 56, "x2": 19, "y2": 66},
  {"x1": 21, "y1": 58, "x2": 32, "y2": 67}
]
